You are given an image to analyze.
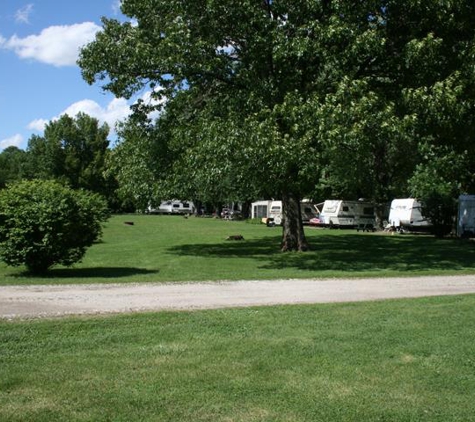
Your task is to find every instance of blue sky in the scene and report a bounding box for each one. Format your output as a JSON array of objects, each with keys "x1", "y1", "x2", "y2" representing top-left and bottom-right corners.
[{"x1": 0, "y1": 0, "x2": 143, "y2": 151}]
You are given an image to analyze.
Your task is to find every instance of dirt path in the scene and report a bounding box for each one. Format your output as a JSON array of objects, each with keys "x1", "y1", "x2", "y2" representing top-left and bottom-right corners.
[{"x1": 2, "y1": 275, "x2": 475, "y2": 319}]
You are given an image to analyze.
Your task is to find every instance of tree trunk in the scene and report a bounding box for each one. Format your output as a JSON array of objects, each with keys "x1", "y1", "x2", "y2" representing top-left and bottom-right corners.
[
  {"x1": 374, "y1": 202, "x2": 387, "y2": 230},
  {"x1": 281, "y1": 192, "x2": 309, "y2": 252}
]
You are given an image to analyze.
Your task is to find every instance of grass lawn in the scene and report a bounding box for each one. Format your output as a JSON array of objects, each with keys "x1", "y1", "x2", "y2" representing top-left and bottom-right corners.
[
  {"x1": 1, "y1": 294, "x2": 475, "y2": 421},
  {"x1": 1, "y1": 214, "x2": 475, "y2": 285}
]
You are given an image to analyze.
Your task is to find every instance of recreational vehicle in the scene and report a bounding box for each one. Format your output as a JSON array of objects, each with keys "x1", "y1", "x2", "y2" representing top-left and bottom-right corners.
[
  {"x1": 300, "y1": 201, "x2": 320, "y2": 224},
  {"x1": 269, "y1": 201, "x2": 283, "y2": 225},
  {"x1": 319, "y1": 200, "x2": 376, "y2": 228},
  {"x1": 251, "y1": 200, "x2": 272, "y2": 220},
  {"x1": 147, "y1": 200, "x2": 195, "y2": 215},
  {"x1": 458, "y1": 195, "x2": 475, "y2": 237},
  {"x1": 251, "y1": 200, "x2": 283, "y2": 224},
  {"x1": 251, "y1": 200, "x2": 319, "y2": 225},
  {"x1": 388, "y1": 198, "x2": 430, "y2": 231}
]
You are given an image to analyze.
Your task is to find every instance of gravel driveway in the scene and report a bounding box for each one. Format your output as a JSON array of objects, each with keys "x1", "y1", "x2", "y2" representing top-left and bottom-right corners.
[{"x1": 2, "y1": 275, "x2": 475, "y2": 319}]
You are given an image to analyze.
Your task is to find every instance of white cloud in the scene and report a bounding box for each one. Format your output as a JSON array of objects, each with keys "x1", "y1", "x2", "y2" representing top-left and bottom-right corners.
[
  {"x1": 112, "y1": 0, "x2": 122, "y2": 15},
  {"x1": 62, "y1": 98, "x2": 131, "y2": 129},
  {"x1": 27, "y1": 90, "x2": 165, "y2": 138},
  {"x1": 28, "y1": 97, "x2": 132, "y2": 135},
  {"x1": 27, "y1": 118, "x2": 49, "y2": 132},
  {"x1": 0, "y1": 22, "x2": 101, "y2": 67},
  {"x1": 0, "y1": 134, "x2": 23, "y2": 149},
  {"x1": 15, "y1": 4, "x2": 34, "y2": 24}
]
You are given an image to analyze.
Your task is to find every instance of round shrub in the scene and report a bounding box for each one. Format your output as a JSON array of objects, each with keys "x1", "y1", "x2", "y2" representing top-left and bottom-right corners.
[{"x1": 0, "y1": 180, "x2": 110, "y2": 274}]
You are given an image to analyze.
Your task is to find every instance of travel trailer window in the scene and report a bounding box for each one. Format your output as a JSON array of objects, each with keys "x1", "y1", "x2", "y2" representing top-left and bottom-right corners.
[
  {"x1": 363, "y1": 207, "x2": 374, "y2": 215},
  {"x1": 342, "y1": 206, "x2": 349, "y2": 212},
  {"x1": 254, "y1": 205, "x2": 268, "y2": 218}
]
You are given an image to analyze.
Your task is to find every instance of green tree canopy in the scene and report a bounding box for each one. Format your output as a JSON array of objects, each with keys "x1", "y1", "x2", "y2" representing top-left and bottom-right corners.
[
  {"x1": 79, "y1": 0, "x2": 475, "y2": 248},
  {"x1": 0, "y1": 146, "x2": 28, "y2": 189},
  {"x1": 26, "y1": 113, "x2": 117, "y2": 203},
  {"x1": 79, "y1": 0, "x2": 365, "y2": 250}
]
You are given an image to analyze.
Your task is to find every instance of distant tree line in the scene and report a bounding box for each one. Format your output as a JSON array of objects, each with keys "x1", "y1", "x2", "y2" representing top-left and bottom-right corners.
[{"x1": 0, "y1": 113, "x2": 128, "y2": 212}]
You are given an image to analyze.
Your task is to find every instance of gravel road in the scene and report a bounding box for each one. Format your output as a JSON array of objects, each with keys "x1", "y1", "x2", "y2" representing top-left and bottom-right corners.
[{"x1": 2, "y1": 274, "x2": 475, "y2": 319}]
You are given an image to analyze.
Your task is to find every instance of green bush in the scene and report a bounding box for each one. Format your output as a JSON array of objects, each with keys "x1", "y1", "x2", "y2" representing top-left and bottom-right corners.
[
  {"x1": 0, "y1": 180, "x2": 110, "y2": 274},
  {"x1": 421, "y1": 191, "x2": 455, "y2": 238}
]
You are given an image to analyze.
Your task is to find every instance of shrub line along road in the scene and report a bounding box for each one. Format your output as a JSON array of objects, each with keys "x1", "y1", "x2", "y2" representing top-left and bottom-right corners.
[{"x1": 1, "y1": 275, "x2": 475, "y2": 319}]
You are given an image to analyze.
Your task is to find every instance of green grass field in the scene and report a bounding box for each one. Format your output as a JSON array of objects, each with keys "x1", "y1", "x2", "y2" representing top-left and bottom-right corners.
[
  {"x1": 1, "y1": 214, "x2": 475, "y2": 285},
  {"x1": 2, "y1": 215, "x2": 475, "y2": 421},
  {"x1": 1, "y1": 295, "x2": 475, "y2": 421}
]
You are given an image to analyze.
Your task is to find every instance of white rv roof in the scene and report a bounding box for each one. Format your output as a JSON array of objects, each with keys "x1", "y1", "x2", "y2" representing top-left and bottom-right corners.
[{"x1": 390, "y1": 198, "x2": 420, "y2": 208}]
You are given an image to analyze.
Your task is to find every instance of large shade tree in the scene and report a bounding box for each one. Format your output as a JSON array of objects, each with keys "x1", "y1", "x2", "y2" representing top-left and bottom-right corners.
[
  {"x1": 79, "y1": 0, "x2": 377, "y2": 251},
  {"x1": 79, "y1": 0, "x2": 475, "y2": 249}
]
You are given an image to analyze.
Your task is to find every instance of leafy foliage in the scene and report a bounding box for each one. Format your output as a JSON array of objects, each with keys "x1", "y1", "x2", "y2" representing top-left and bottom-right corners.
[
  {"x1": 25, "y1": 113, "x2": 118, "y2": 207},
  {"x1": 409, "y1": 144, "x2": 464, "y2": 237},
  {"x1": 78, "y1": 0, "x2": 475, "y2": 244},
  {"x1": 0, "y1": 180, "x2": 110, "y2": 274},
  {"x1": 0, "y1": 147, "x2": 28, "y2": 189}
]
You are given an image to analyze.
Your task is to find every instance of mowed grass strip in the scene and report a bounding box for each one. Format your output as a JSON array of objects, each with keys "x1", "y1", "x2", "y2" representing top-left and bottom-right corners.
[
  {"x1": 1, "y1": 295, "x2": 475, "y2": 421},
  {"x1": 1, "y1": 214, "x2": 475, "y2": 285}
]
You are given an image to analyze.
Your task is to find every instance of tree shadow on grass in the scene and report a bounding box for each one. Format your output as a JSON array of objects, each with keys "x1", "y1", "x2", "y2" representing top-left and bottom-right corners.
[
  {"x1": 167, "y1": 234, "x2": 475, "y2": 273},
  {"x1": 267, "y1": 234, "x2": 475, "y2": 273},
  {"x1": 9, "y1": 267, "x2": 160, "y2": 280},
  {"x1": 168, "y1": 235, "x2": 283, "y2": 258}
]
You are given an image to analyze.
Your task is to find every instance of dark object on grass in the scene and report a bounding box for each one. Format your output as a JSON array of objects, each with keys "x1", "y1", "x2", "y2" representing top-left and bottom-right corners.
[
  {"x1": 124, "y1": 221, "x2": 134, "y2": 225},
  {"x1": 226, "y1": 235, "x2": 244, "y2": 241}
]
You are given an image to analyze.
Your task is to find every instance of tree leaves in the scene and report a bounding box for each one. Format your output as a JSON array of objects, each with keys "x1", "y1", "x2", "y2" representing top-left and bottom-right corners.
[
  {"x1": 78, "y1": 0, "x2": 475, "y2": 230},
  {"x1": 0, "y1": 180, "x2": 109, "y2": 274}
]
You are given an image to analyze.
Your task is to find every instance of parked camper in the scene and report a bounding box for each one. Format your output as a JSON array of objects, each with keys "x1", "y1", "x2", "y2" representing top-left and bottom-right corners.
[
  {"x1": 251, "y1": 200, "x2": 282, "y2": 224},
  {"x1": 148, "y1": 200, "x2": 195, "y2": 215},
  {"x1": 458, "y1": 195, "x2": 475, "y2": 237},
  {"x1": 251, "y1": 200, "x2": 318, "y2": 225},
  {"x1": 388, "y1": 198, "x2": 430, "y2": 231},
  {"x1": 319, "y1": 200, "x2": 376, "y2": 228},
  {"x1": 300, "y1": 201, "x2": 320, "y2": 224},
  {"x1": 269, "y1": 201, "x2": 283, "y2": 225},
  {"x1": 251, "y1": 200, "x2": 272, "y2": 220}
]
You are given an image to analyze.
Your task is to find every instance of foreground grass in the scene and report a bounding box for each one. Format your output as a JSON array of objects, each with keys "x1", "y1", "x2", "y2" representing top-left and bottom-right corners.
[
  {"x1": 1, "y1": 214, "x2": 475, "y2": 285},
  {"x1": 1, "y1": 295, "x2": 475, "y2": 421}
]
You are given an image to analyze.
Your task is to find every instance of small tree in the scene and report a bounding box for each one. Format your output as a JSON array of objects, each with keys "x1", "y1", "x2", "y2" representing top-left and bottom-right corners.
[
  {"x1": 420, "y1": 191, "x2": 455, "y2": 238},
  {"x1": 409, "y1": 146, "x2": 461, "y2": 237},
  {"x1": 0, "y1": 180, "x2": 110, "y2": 274}
]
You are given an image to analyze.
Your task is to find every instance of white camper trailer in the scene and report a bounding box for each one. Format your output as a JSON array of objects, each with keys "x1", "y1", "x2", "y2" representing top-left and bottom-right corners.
[
  {"x1": 269, "y1": 201, "x2": 283, "y2": 225},
  {"x1": 388, "y1": 198, "x2": 430, "y2": 231},
  {"x1": 251, "y1": 200, "x2": 319, "y2": 225},
  {"x1": 319, "y1": 200, "x2": 376, "y2": 228},
  {"x1": 251, "y1": 200, "x2": 283, "y2": 224},
  {"x1": 148, "y1": 200, "x2": 195, "y2": 215},
  {"x1": 300, "y1": 201, "x2": 320, "y2": 224},
  {"x1": 458, "y1": 195, "x2": 475, "y2": 237},
  {"x1": 251, "y1": 200, "x2": 272, "y2": 220}
]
